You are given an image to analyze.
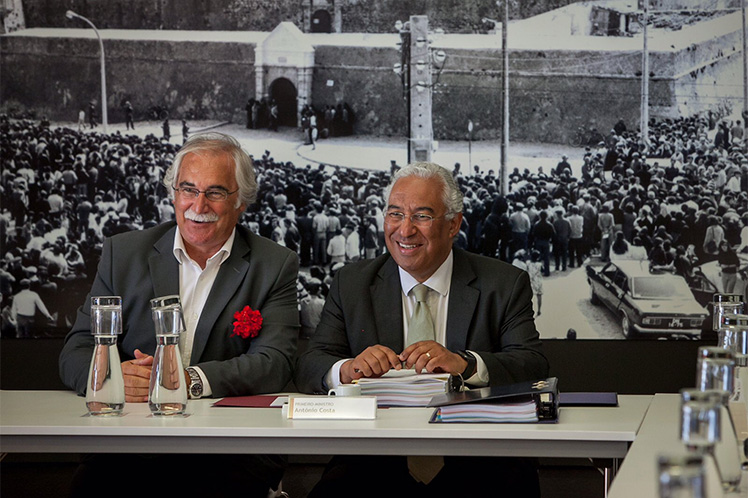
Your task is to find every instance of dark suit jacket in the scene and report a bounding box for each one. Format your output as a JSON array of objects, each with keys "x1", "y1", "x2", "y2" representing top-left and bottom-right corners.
[
  {"x1": 294, "y1": 248, "x2": 548, "y2": 393},
  {"x1": 60, "y1": 222, "x2": 300, "y2": 397}
]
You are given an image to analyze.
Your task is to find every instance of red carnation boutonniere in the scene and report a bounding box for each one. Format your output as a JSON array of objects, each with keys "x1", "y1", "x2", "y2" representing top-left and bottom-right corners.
[{"x1": 231, "y1": 305, "x2": 263, "y2": 339}]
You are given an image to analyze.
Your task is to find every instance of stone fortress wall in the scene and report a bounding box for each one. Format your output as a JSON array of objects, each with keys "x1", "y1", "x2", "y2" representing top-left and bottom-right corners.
[{"x1": 1, "y1": 1, "x2": 743, "y2": 143}]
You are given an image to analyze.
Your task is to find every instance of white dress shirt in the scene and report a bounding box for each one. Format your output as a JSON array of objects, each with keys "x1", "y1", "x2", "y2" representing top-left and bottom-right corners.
[
  {"x1": 326, "y1": 250, "x2": 489, "y2": 388},
  {"x1": 172, "y1": 227, "x2": 236, "y2": 397}
]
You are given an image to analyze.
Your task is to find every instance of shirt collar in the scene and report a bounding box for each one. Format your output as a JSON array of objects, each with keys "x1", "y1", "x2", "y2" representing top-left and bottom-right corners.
[
  {"x1": 172, "y1": 226, "x2": 236, "y2": 267},
  {"x1": 398, "y1": 250, "x2": 454, "y2": 297}
]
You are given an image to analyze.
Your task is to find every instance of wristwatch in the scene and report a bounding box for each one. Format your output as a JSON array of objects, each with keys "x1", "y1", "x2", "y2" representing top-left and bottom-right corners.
[
  {"x1": 187, "y1": 367, "x2": 203, "y2": 399},
  {"x1": 456, "y1": 350, "x2": 477, "y2": 378}
]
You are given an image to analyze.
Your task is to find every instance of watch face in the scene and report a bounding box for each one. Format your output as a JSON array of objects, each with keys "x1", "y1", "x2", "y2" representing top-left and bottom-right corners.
[{"x1": 187, "y1": 369, "x2": 202, "y2": 397}]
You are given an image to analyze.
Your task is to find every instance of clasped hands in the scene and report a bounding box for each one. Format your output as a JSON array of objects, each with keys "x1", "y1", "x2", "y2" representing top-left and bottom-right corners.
[
  {"x1": 120, "y1": 348, "x2": 185, "y2": 402},
  {"x1": 340, "y1": 340, "x2": 468, "y2": 384},
  {"x1": 120, "y1": 349, "x2": 153, "y2": 402}
]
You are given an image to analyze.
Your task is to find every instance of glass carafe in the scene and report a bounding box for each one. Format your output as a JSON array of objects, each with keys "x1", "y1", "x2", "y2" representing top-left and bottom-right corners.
[
  {"x1": 148, "y1": 295, "x2": 187, "y2": 415},
  {"x1": 711, "y1": 294, "x2": 744, "y2": 336},
  {"x1": 86, "y1": 296, "x2": 125, "y2": 416},
  {"x1": 658, "y1": 454, "x2": 706, "y2": 498},
  {"x1": 679, "y1": 389, "x2": 725, "y2": 497},
  {"x1": 717, "y1": 315, "x2": 748, "y2": 456},
  {"x1": 695, "y1": 347, "x2": 741, "y2": 490}
]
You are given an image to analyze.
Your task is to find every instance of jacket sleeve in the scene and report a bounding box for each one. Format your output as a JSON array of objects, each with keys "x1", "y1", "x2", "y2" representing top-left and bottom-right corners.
[{"x1": 478, "y1": 269, "x2": 549, "y2": 387}]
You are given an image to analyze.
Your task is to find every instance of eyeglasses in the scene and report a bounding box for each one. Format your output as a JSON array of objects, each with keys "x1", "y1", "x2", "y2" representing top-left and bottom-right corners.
[
  {"x1": 384, "y1": 211, "x2": 446, "y2": 228},
  {"x1": 173, "y1": 186, "x2": 238, "y2": 202}
]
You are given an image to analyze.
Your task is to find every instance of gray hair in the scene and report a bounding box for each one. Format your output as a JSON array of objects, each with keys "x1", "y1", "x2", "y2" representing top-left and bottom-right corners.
[
  {"x1": 163, "y1": 131, "x2": 257, "y2": 208},
  {"x1": 383, "y1": 162, "x2": 463, "y2": 218}
]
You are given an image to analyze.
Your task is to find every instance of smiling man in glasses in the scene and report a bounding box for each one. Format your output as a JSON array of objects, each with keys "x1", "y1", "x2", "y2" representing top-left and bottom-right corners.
[
  {"x1": 296, "y1": 162, "x2": 548, "y2": 498},
  {"x1": 60, "y1": 132, "x2": 299, "y2": 497}
]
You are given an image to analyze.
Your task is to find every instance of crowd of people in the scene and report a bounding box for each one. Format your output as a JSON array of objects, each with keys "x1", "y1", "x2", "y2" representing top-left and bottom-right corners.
[
  {"x1": 1, "y1": 117, "x2": 181, "y2": 337},
  {"x1": 0, "y1": 115, "x2": 383, "y2": 338},
  {"x1": 2, "y1": 111, "x2": 747, "y2": 338},
  {"x1": 245, "y1": 98, "x2": 354, "y2": 140},
  {"x1": 479, "y1": 115, "x2": 748, "y2": 299}
]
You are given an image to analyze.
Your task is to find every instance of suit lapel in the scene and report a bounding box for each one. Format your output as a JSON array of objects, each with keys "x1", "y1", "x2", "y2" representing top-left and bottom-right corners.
[
  {"x1": 191, "y1": 230, "x2": 251, "y2": 362},
  {"x1": 371, "y1": 257, "x2": 405, "y2": 351},
  {"x1": 149, "y1": 225, "x2": 180, "y2": 298},
  {"x1": 446, "y1": 250, "x2": 479, "y2": 351}
]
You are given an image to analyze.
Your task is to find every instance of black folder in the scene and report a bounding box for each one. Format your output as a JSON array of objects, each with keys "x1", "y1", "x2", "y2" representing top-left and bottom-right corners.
[{"x1": 428, "y1": 377, "x2": 559, "y2": 423}]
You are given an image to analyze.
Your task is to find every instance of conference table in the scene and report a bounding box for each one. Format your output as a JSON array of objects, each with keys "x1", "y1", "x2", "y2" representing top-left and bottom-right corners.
[
  {"x1": 7, "y1": 392, "x2": 748, "y2": 496},
  {"x1": 608, "y1": 393, "x2": 748, "y2": 497},
  {"x1": 1, "y1": 390, "x2": 650, "y2": 461}
]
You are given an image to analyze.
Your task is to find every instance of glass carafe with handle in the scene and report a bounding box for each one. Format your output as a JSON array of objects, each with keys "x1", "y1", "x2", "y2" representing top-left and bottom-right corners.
[
  {"x1": 86, "y1": 296, "x2": 125, "y2": 416},
  {"x1": 679, "y1": 389, "x2": 726, "y2": 498},
  {"x1": 658, "y1": 454, "x2": 706, "y2": 498},
  {"x1": 695, "y1": 347, "x2": 741, "y2": 490},
  {"x1": 148, "y1": 295, "x2": 187, "y2": 415},
  {"x1": 718, "y1": 314, "x2": 748, "y2": 460},
  {"x1": 711, "y1": 293, "x2": 744, "y2": 337}
]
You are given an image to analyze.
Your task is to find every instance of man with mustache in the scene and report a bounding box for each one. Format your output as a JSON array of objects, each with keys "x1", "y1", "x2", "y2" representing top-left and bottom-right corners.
[
  {"x1": 296, "y1": 162, "x2": 548, "y2": 498},
  {"x1": 60, "y1": 132, "x2": 299, "y2": 497}
]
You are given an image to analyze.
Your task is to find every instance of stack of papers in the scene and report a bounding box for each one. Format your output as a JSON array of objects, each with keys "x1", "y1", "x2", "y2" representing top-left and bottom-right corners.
[
  {"x1": 433, "y1": 402, "x2": 538, "y2": 423},
  {"x1": 355, "y1": 370, "x2": 451, "y2": 407}
]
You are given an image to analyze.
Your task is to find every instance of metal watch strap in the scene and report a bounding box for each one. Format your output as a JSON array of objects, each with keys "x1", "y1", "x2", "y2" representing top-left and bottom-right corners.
[{"x1": 187, "y1": 367, "x2": 203, "y2": 399}]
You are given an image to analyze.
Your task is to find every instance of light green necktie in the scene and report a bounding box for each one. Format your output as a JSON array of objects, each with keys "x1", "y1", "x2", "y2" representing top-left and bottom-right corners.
[
  {"x1": 406, "y1": 285, "x2": 443, "y2": 484},
  {"x1": 406, "y1": 284, "x2": 435, "y2": 346}
]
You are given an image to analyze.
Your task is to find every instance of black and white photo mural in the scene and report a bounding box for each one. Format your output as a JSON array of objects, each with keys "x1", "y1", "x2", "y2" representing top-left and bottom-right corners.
[{"x1": 1, "y1": 0, "x2": 746, "y2": 341}]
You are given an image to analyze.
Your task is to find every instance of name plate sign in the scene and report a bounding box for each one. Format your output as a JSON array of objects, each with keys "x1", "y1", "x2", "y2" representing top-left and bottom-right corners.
[{"x1": 284, "y1": 396, "x2": 377, "y2": 420}]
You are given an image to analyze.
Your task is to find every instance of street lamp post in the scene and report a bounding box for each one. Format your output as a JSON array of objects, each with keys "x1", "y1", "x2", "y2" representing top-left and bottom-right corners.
[
  {"x1": 467, "y1": 119, "x2": 473, "y2": 171},
  {"x1": 484, "y1": 6, "x2": 509, "y2": 196},
  {"x1": 66, "y1": 10, "x2": 108, "y2": 133},
  {"x1": 742, "y1": 0, "x2": 747, "y2": 143},
  {"x1": 395, "y1": 20, "x2": 412, "y2": 164},
  {"x1": 640, "y1": 2, "x2": 649, "y2": 153}
]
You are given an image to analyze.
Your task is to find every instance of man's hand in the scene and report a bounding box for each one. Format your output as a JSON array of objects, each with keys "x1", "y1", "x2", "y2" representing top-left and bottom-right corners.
[
  {"x1": 121, "y1": 349, "x2": 153, "y2": 402},
  {"x1": 399, "y1": 341, "x2": 468, "y2": 376},
  {"x1": 340, "y1": 345, "x2": 401, "y2": 384}
]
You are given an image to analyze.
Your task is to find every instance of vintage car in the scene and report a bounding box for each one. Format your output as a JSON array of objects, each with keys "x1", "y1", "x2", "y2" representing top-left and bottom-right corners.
[{"x1": 586, "y1": 259, "x2": 708, "y2": 339}]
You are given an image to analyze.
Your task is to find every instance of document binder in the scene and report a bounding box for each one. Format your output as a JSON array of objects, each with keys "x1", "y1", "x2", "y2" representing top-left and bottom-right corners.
[{"x1": 428, "y1": 377, "x2": 559, "y2": 423}]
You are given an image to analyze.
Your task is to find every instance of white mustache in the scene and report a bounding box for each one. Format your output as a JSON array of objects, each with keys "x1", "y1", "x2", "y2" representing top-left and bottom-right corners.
[{"x1": 185, "y1": 209, "x2": 219, "y2": 223}]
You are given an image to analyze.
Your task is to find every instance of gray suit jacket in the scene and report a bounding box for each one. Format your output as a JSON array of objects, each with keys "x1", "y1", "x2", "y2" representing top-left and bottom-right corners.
[
  {"x1": 294, "y1": 248, "x2": 548, "y2": 393},
  {"x1": 60, "y1": 222, "x2": 300, "y2": 397}
]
